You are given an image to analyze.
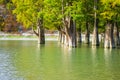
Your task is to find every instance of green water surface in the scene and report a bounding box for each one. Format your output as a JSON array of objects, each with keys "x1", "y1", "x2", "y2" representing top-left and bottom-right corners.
[{"x1": 0, "y1": 41, "x2": 120, "y2": 80}]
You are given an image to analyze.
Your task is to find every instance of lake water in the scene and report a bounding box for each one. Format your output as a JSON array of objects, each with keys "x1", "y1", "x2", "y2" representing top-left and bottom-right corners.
[{"x1": 0, "y1": 40, "x2": 120, "y2": 80}]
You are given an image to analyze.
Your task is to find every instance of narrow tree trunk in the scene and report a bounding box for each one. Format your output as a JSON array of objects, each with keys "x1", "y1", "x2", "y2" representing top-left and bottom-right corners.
[
  {"x1": 84, "y1": 21, "x2": 90, "y2": 44},
  {"x1": 104, "y1": 22, "x2": 115, "y2": 48},
  {"x1": 92, "y1": 0, "x2": 99, "y2": 46},
  {"x1": 71, "y1": 19, "x2": 77, "y2": 47},
  {"x1": 77, "y1": 26, "x2": 82, "y2": 43}
]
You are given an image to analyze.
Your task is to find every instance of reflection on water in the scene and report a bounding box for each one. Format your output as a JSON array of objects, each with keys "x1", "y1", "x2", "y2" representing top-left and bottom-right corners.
[{"x1": 0, "y1": 41, "x2": 120, "y2": 80}]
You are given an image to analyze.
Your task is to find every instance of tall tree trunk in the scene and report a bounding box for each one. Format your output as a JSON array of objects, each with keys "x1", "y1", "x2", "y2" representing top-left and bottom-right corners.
[
  {"x1": 104, "y1": 22, "x2": 115, "y2": 48},
  {"x1": 92, "y1": 0, "x2": 99, "y2": 46},
  {"x1": 64, "y1": 17, "x2": 77, "y2": 47},
  {"x1": 84, "y1": 21, "x2": 90, "y2": 44},
  {"x1": 71, "y1": 19, "x2": 77, "y2": 47},
  {"x1": 37, "y1": 18, "x2": 45, "y2": 44},
  {"x1": 61, "y1": 1, "x2": 77, "y2": 48}
]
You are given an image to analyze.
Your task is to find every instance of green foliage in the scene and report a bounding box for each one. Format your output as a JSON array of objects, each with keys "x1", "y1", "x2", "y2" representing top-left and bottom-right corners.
[
  {"x1": 11, "y1": 0, "x2": 120, "y2": 33},
  {"x1": 100, "y1": 0, "x2": 120, "y2": 21},
  {"x1": 12, "y1": 0, "x2": 41, "y2": 28}
]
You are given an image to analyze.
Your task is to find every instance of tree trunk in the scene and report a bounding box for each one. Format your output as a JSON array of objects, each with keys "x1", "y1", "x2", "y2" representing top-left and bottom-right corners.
[
  {"x1": 104, "y1": 22, "x2": 115, "y2": 48},
  {"x1": 114, "y1": 22, "x2": 120, "y2": 47},
  {"x1": 37, "y1": 19, "x2": 45, "y2": 44},
  {"x1": 92, "y1": 18, "x2": 99, "y2": 46},
  {"x1": 71, "y1": 19, "x2": 77, "y2": 47},
  {"x1": 77, "y1": 26, "x2": 82, "y2": 43},
  {"x1": 64, "y1": 17, "x2": 77, "y2": 47},
  {"x1": 84, "y1": 21, "x2": 90, "y2": 44},
  {"x1": 92, "y1": 0, "x2": 99, "y2": 46},
  {"x1": 59, "y1": 31, "x2": 62, "y2": 42},
  {"x1": 59, "y1": 31, "x2": 65, "y2": 44},
  {"x1": 61, "y1": 1, "x2": 77, "y2": 48}
]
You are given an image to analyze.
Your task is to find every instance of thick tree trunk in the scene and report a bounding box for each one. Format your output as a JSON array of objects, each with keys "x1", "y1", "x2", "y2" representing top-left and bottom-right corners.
[
  {"x1": 84, "y1": 21, "x2": 90, "y2": 44},
  {"x1": 61, "y1": 1, "x2": 77, "y2": 48},
  {"x1": 104, "y1": 22, "x2": 115, "y2": 48},
  {"x1": 37, "y1": 19, "x2": 45, "y2": 44},
  {"x1": 92, "y1": 0, "x2": 99, "y2": 46},
  {"x1": 64, "y1": 17, "x2": 77, "y2": 47}
]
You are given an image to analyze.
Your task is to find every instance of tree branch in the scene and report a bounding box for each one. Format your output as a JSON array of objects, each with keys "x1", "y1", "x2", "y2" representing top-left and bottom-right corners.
[{"x1": 32, "y1": 27, "x2": 39, "y2": 37}]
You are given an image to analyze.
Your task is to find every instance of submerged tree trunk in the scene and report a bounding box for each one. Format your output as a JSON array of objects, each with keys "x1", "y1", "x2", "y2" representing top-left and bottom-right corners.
[
  {"x1": 71, "y1": 19, "x2": 77, "y2": 47},
  {"x1": 61, "y1": 1, "x2": 77, "y2": 48},
  {"x1": 64, "y1": 17, "x2": 77, "y2": 47},
  {"x1": 104, "y1": 22, "x2": 115, "y2": 48},
  {"x1": 77, "y1": 26, "x2": 82, "y2": 43},
  {"x1": 37, "y1": 18, "x2": 45, "y2": 44},
  {"x1": 92, "y1": 0, "x2": 99, "y2": 46},
  {"x1": 59, "y1": 31, "x2": 62, "y2": 42},
  {"x1": 114, "y1": 22, "x2": 120, "y2": 47},
  {"x1": 84, "y1": 21, "x2": 90, "y2": 44},
  {"x1": 92, "y1": 17, "x2": 99, "y2": 46},
  {"x1": 58, "y1": 30, "x2": 65, "y2": 44}
]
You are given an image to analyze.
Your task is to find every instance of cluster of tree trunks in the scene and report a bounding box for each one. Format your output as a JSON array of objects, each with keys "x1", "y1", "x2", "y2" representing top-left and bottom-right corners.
[
  {"x1": 58, "y1": 0, "x2": 77, "y2": 48},
  {"x1": 104, "y1": 21, "x2": 120, "y2": 48}
]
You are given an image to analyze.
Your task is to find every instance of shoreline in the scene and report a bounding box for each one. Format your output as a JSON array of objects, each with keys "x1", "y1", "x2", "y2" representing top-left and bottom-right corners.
[
  {"x1": 0, "y1": 37, "x2": 58, "y2": 41},
  {"x1": 0, "y1": 33, "x2": 59, "y2": 41}
]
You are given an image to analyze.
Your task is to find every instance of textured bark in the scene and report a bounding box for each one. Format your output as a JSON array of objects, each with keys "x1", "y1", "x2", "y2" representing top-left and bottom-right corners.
[
  {"x1": 92, "y1": 0, "x2": 99, "y2": 46},
  {"x1": 63, "y1": 17, "x2": 77, "y2": 47},
  {"x1": 104, "y1": 22, "x2": 115, "y2": 48}
]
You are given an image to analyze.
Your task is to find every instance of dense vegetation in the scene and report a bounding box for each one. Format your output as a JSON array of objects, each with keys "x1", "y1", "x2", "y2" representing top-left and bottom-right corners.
[{"x1": 0, "y1": 0, "x2": 120, "y2": 48}]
